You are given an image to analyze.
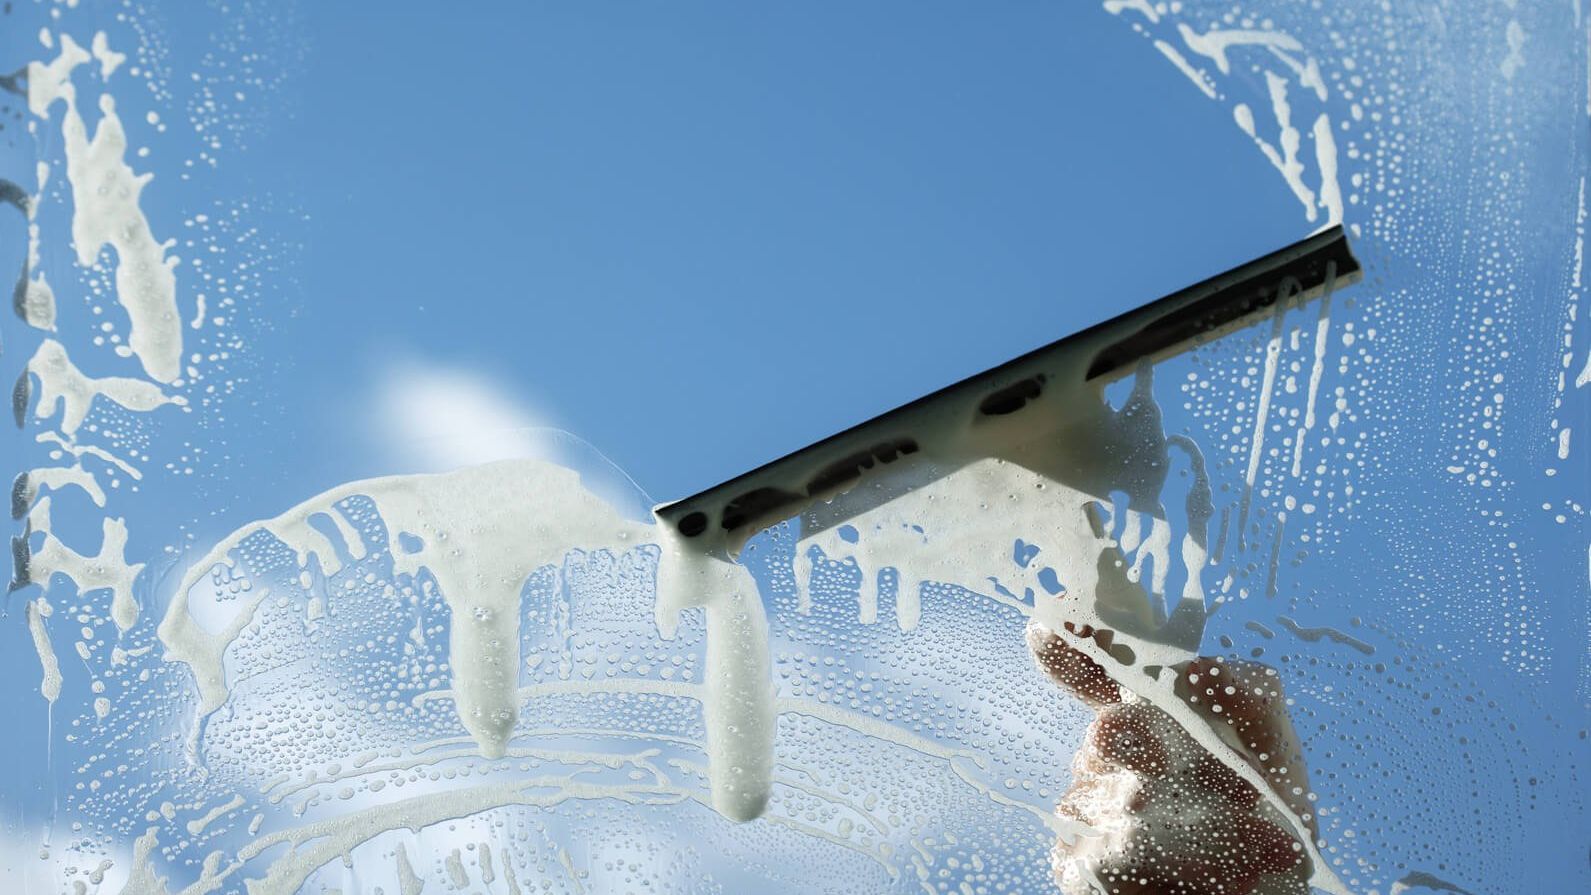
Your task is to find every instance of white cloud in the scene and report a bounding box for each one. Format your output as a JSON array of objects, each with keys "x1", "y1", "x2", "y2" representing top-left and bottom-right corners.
[
  {"x1": 370, "y1": 360, "x2": 653, "y2": 519},
  {"x1": 376, "y1": 361, "x2": 558, "y2": 471}
]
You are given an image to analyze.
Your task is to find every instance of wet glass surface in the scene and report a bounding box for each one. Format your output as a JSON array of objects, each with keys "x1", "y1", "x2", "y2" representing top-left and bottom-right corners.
[{"x1": 1, "y1": 3, "x2": 1586, "y2": 894}]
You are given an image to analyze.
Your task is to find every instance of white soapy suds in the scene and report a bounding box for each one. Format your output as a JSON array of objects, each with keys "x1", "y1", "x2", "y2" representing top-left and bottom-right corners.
[
  {"x1": 157, "y1": 585, "x2": 270, "y2": 743},
  {"x1": 28, "y1": 516, "x2": 144, "y2": 631},
  {"x1": 1236, "y1": 302, "x2": 1288, "y2": 547},
  {"x1": 796, "y1": 519, "x2": 940, "y2": 632},
  {"x1": 19, "y1": 257, "x2": 57, "y2": 330},
  {"x1": 1266, "y1": 44, "x2": 1328, "y2": 102},
  {"x1": 26, "y1": 32, "x2": 90, "y2": 117},
  {"x1": 185, "y1": 795, "x2": 244, "y2": 836},
  {"x1": 23, "y1": 462, "x2": 107, "y2": 508},
  {"x1": 1575, "y1": 177, "x2": 1585, "y2": 292},
  {"x1": 394, "y1": 843, "x2": 424, "y2": 895},
  {"x1": 1124, "y1": 17, "x2": 1341, "y2": 235},
  {"x1": 1234, "y1": 73, "x2": 1317, "y2": 220},
  {"x1": 29, "y1": 34, "x2": 184, "y2": 382},
  {"x1": 165, "y1": 460, "x2": 777, "y2": 822},
  {"x1": 170, "y1": 462, "x2": 643, "y2": 759},
  {"x1": 1312, "y1": 112, "x2": 1343, "y2": 225},
  {"x1": 1177, "y1": 517, "x2": 1209, "y2": 609},
  {"x1": 1128, "y1": 515, "x2": 1173, "y2": 597},
  {"x1": 1152, "y1": 40, "x2": 1218, "y2": 99},
  {"x1": 37, "y1": 431, "x2": 143, "y2": 480},
  {"x1": 478, "y1": 843, "x2": 497, "y2": 886},
  {"x1": 20, "y1": 212, "x2": 56, "y2": 329},
  {"x1": 1292, "y1": 293, "x2": 1334, "y2": 477},
  {"x1": 1176, "y1": 24, "x2": 1304, "y2": 76},
  {"x1": 656, "y1": 530, "x2": 776, "y2": 820},
  {"x1": 27, "y1": 598, "x2": 63, "y2": 704},
  {"x1": 1102, "y1": 0, "x2": 1159, "y2": 23},
  {"x1": 116, "y1": 828, "x2": 167, "y2": 895},
  {"x1": 26, "y1": 339, "x2": 184, "y2": 435},
  {"x1": 89, "y1": 31, "x2": 125, "y2": 78},
  {"x1": 445, "y1": 848, "x2": 469, "y2": 888}
]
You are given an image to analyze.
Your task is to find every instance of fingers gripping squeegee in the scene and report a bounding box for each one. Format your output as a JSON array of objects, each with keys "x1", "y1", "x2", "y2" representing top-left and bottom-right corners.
[{"x1": 654, "y1": 225, "x2": 1361, "y2": 553}]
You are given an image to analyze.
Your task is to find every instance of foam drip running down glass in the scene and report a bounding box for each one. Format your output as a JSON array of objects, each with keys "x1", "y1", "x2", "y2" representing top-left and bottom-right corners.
[{"x1": 1, "y1": 3, "x2": 1586, "y2": 895}]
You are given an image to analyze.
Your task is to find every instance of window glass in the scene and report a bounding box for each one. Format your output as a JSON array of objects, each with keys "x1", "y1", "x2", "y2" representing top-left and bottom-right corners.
[{"x1": 1, "y1": 3, "x2": 1584, "y2": 894}]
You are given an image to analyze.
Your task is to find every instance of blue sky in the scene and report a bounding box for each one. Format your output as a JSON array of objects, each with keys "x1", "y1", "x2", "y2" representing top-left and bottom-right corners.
[{"x1": 255, "y1": 2, "x2": 1307, "y2": 502}]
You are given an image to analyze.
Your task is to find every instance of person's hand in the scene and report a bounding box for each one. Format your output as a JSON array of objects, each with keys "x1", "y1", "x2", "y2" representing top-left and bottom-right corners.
[{"x1": 1028, "y1": 622, "x2": 1315, "y2": 895}]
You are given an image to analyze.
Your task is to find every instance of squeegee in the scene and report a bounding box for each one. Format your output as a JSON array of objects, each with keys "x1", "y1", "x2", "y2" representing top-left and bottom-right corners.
[
  {"x1": 649, "y1": 225, "x2": 1361, "y2": 824},
  {"x1": 654, "y1": 226, "x2": 1360, "y2": 549}
]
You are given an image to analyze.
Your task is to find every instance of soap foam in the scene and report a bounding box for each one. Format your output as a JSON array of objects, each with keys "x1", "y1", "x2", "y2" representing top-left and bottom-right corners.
[
  {"x1": 29, "y1": 33, "x2": 183, "y2": 382},
  {"x1": 24, "y1": 339, "x2": 185, "y2": 435},
  {"x1": 27, "y1": 515, "x2": 144, "y2": 631}
]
